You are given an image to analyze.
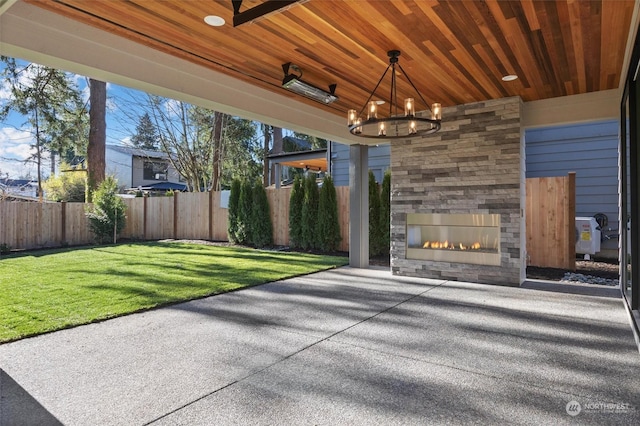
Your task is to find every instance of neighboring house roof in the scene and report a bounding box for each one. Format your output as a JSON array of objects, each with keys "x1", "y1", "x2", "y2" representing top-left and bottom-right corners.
[
  {"x1": 0, "y1": 178, "x2": 36, "y2": 187},
  {"x1": 143, "y1": 182, "x2": 188, "y2": 191},
  {"x1": 267, "y1": 148, "x2": 327, "y2": 172},
  {"x1": 106, "y1": 144, "x2": 170, "y2": 160}
]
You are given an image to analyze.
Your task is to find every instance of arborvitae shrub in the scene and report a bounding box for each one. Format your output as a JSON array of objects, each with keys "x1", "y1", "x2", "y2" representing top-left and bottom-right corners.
[
  {"x1": 236, "y1": 180, "x2": 253, "y2": 245},
  {"x1": 380, "y1": 169, "x2": 391, "y2": 256},
  {"x1": 315, "y1": 175, "x2": 341, "y2": 252},
  {"x1": 368, "y1": 170, "x2": 382, "y2": 257},
  {"x1": 227, "y1": 178, "x2": 241, "y2": 243},
  {"x1": 85, "y1": 176, "x2": 127, "y2": 244},
  {"x1": 300, "y1": 173, "x2": 319, "y2": 250},
  {"x1": 251, "y1": 182, "x2": 273, "y2": 248},
  {"x1": 288, "y1": 176, "x2": 304, "y2": 248}
]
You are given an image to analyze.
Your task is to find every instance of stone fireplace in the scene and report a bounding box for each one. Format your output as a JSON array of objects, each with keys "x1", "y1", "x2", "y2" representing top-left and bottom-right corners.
[{"x1": 391, "y1": 97, "x2": 525, "y2": 286}]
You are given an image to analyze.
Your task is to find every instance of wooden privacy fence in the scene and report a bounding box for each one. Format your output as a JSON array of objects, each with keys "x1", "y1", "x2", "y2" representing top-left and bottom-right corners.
[
  {"x1": 526, "y1": 172, "x2": 576, "y2": 270},
  {"x1": 0, "y1": 187, "x2": 350, "y2": 252}
]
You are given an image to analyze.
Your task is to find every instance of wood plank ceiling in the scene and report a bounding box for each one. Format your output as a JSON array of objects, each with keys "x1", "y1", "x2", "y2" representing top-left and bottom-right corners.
[{"x1": 27, "y1": 0, "x2": 635, "y2": 119}]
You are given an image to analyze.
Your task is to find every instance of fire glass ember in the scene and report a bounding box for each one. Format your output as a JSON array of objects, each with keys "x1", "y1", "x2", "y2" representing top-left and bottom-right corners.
[
  {"x1": 406, "y1": 213, "x2": 501, "y2": 266},
  {"x1": 421, "y1": 240, "x2": 483, "y2": 251}
]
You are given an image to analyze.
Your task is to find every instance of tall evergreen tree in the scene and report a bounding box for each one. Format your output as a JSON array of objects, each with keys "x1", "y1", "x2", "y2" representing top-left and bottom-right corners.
[
  {"x1": 369, "y1": 170, "x2": 382, "y2": 257},
  {"x1": 251, "y1": 182, "x2": 273, "y2": 248},
  {"x1": 236, "y1": 179, "x2": 253, "y2": 245},
  {"x1": 130, "y1": 112, "x2": 159, "y2": 150},
  {"x1": 227, "y1": 178, "x2": 241, "y2": 243},
  {"x1": 288, "y1": 175, "x2": 304, "y2": 248},
  {"x1": 380, "y1": 169, "x2": 391, "y2": 256},
  {"x1": 315, "y1": 175, "x2": 341, "y2": 252},
  {"x1": 0, "y1": 57, "x2": 86, "y2": 199},
  {"x1": 300, "y1": 173, "x2": 319, "y2": 250}
]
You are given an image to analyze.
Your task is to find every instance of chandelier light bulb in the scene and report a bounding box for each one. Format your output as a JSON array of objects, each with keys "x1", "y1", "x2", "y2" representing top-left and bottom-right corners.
[
  {"x1": 347, "y1": 109, "x2": 357, "y2": 126},
  {"x1": 431, "y1": 103, "x2": 441, "y2": 120},
  {"x1": 378, "y1": 121, "x2": 386, "y2": 136},
  {"x1": 368, "y1": 101, "x2": 378, "y2": 120},
  {"x1": 405, "y1": 98, "x2": 415, "y2": 116}
]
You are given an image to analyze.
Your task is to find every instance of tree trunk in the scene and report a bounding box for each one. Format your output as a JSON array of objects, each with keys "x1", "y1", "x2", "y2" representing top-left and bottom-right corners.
[
  {"x1": 50, "y1": 151, "x2": 56, "y2": 177},
  {"x1": 34, "y1": 109, "x2": 43, "y2": 202},
  {"x1": 270, "y1": 126, "x2": 283, "y2": 186},
  {"x1": 86, "y1": 79, "x2": 107, "y2": 202},
  {"x1": 211, "y1": 112, "x2": 224, "y2": 192},
  {"x1": 262, "y1": 124, "x2": 271, "y2": 187}
]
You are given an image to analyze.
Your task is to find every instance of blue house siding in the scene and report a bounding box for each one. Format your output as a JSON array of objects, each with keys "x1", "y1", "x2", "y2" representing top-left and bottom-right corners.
[
  {"x1": 525, "y1": 120, "x2": 619, "y2": 256},
  {"x1": 330, "y1": 143, "x2": 390, "y2": 186}
]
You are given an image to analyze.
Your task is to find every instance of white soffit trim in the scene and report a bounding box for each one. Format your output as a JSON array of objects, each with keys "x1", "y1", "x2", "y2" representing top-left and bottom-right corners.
[
  {"x1": 0, "y1": 1, "x2": 365, "y2": 145},
  {"x1": 0, "y1": 0, "x2": 19, "y2": 16},
  {"x1": 522, "y1": 89, "x2": 620, "y2": 129}
]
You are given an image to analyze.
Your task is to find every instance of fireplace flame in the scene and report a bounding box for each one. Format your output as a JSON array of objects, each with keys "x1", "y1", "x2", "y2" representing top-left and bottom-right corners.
[{"x1": 422, "y1": 241, "x2": 483, "y2": 250}]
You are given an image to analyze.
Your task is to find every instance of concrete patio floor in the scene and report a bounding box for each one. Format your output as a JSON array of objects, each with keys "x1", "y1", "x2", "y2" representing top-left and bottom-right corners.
[{"x1": 0, "y1": 266, "x2": 638, "y2": 425}]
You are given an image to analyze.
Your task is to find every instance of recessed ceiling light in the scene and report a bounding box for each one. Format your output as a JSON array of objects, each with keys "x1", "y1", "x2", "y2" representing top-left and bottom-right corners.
[
  {"x1": 375, "y1": 100, "x2": 386, "y2": 105},
  {"x1": 204, "y1": 15, "x2": 225, "y2": 27},
  {"x1": 502, "y1": 74, "x2": 518, "y2": 82}
]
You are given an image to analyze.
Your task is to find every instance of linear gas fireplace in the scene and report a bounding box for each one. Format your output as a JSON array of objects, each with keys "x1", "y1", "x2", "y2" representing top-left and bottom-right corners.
[{"x1": 406, "y1": 213, "x2": 501, "y2": 266}]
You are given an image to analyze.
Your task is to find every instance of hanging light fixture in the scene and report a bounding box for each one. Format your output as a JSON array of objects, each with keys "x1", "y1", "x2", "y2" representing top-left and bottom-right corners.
[{"x1": 347, "y1": 50, "x2": 441, "y2": 139}]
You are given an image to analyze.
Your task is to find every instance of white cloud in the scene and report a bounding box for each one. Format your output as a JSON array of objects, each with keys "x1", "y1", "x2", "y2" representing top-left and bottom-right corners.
[
  {"x1": 163, "y1": 98, "x2": 183, "y2": 119},
  {"x1": 0, "y1": 127, "x2": 38, "y2": 179},
  {"x1": 0, "y1": 85, "x2": 11, "y2": 102}
]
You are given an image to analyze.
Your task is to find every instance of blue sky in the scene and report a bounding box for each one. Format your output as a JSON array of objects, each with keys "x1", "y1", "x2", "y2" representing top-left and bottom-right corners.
[{"x1": 0, "y1": 58, "x2": 145, "y2": 179}]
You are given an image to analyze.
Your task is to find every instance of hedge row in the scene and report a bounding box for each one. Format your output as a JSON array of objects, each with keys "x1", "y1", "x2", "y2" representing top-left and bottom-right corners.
[
  {"x1": 289, "y1": 174, "x2": 341, "y2": 252},
  {"x1": 227, "y1": 179, "x2": 273, "y2": 248},
  {"x1": 370, "y1": 169, "x2": 391, "y2": 257}
]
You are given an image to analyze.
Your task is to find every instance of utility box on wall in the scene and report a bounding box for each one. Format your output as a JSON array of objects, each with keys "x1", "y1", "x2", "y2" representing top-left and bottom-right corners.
[{"x1": 576, "y1": 217, "x2": 601, "y2": 256}]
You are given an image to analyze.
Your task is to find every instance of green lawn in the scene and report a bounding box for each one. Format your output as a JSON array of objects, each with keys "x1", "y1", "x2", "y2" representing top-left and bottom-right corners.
[{"x1": 0, "y1": 242, "x2": 348, "y2": 343}]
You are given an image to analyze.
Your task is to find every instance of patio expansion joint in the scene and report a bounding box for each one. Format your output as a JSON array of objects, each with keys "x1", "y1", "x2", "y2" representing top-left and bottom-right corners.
[{"x1": 143, "y1": 281, "x2": 448, "y2": 425}]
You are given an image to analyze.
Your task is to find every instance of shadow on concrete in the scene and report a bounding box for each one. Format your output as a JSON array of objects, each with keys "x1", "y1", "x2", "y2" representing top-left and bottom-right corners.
[{"x1": 0, "y1": 369, "x2": 62, "y2": 426}]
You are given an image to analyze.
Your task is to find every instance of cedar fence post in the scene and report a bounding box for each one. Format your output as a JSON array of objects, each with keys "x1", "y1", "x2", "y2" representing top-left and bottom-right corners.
[
  {"x1": 143, "y1": 195, "x2": 148, "y2": 240},
  {"x1": 173, "y1": 191, "x2": 179, "y2": 239},
  {"x1": 567, "y1": 172, "x2": 576, "y2": 271},
  {"x1": 209, "y1": 190, "x2": 214, "y2": 241},
  {"x1": 60, "y1": 201, "x2": 66, "y2": 246}
]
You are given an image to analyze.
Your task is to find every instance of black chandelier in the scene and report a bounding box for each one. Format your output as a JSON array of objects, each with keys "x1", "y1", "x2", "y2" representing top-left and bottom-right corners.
[{"x1": 347, "y1": 50, "x2": 441, "y2": 139}]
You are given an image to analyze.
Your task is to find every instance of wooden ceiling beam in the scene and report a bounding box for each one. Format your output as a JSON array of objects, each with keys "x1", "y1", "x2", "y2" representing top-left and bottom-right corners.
[{"x1": 232, "y1": 0, "x2": 305, "y2": 27}]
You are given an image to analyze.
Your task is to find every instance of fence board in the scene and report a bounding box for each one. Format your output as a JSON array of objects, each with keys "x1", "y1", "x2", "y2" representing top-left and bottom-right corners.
[
  {"x1": 175, "y1": 192, "x2": 209, "y2": 239},
  {"x1": 121, "y1": 198, "x2": 145, "y2": 239},
  {"x1": 211, "y1": 191, "x2": 228, "y2": 241},
  {"x1": 65, "y1": 202, "x2": 92, "y2": 246},
  {"x1": 145, "y1": 196, "x2": 174, "y2": 240},
  {"x1": 2, "y1": 187, "x2": 352, "y2": 253},
  {"x1": 0, "y1": 202, "x2": 62, "y2": 249},
  {"x1": 267, "y1": 187, "x2": 291, "y2": 246},
  {"x1": 526, "y1": 173, "x2": 576, "y2": 270}
]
